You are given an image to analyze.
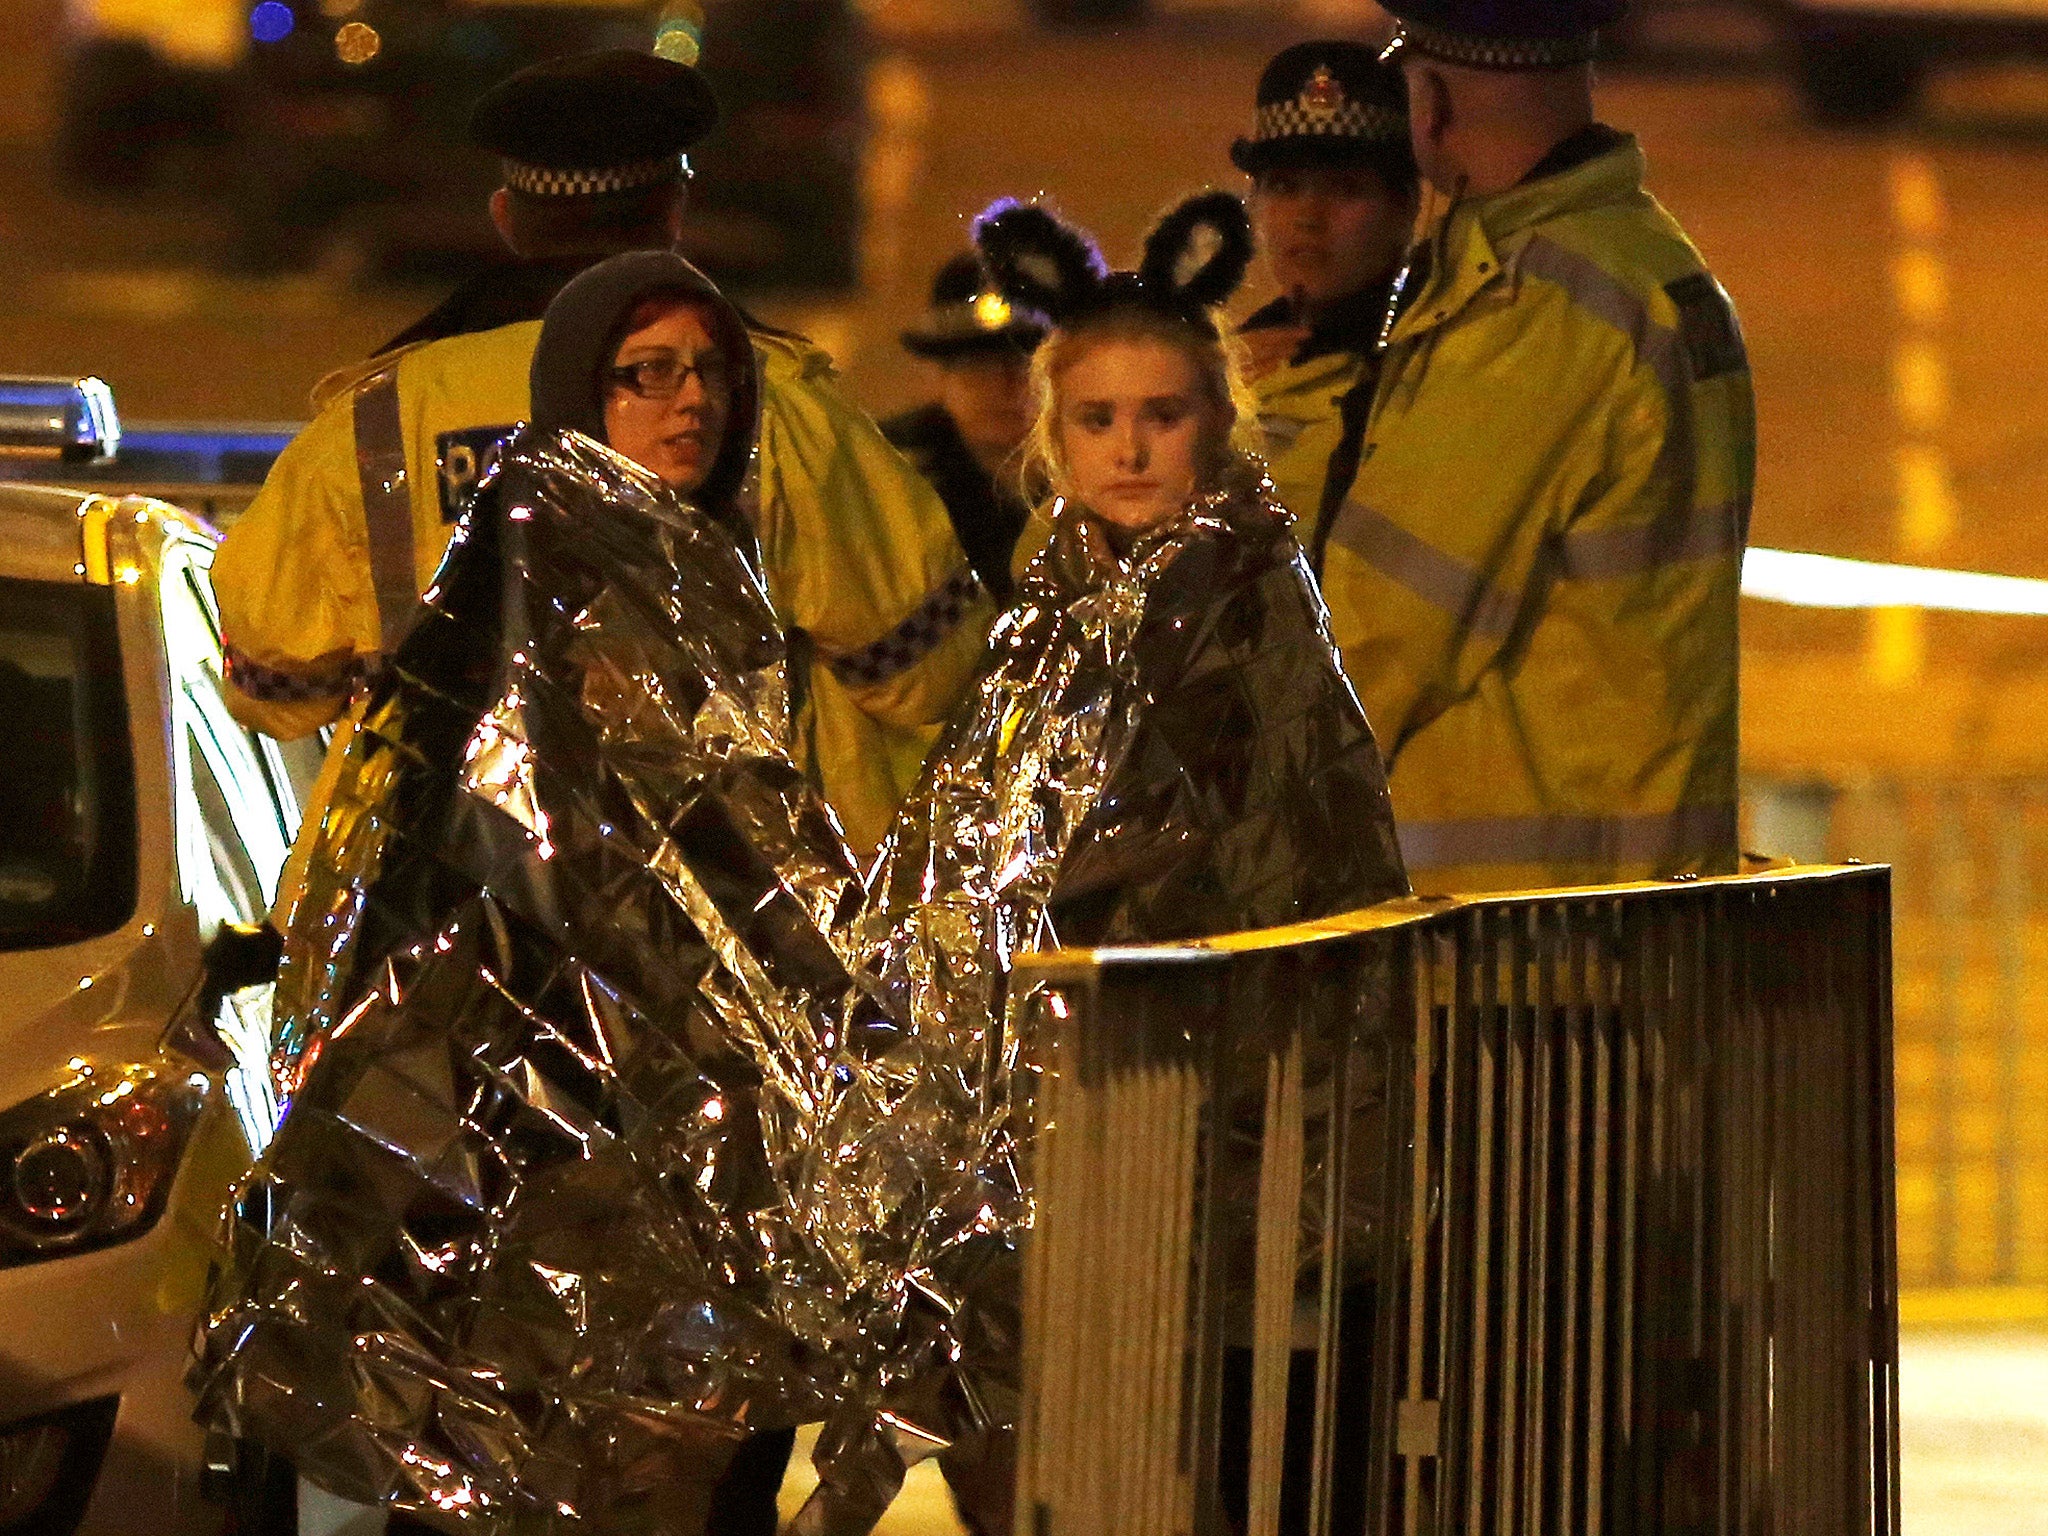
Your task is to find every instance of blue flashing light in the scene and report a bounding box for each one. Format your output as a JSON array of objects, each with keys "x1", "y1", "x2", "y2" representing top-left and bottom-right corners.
[
  {"x1": 250, "y1": 3, "x2": 296, "y2": 45},
  {"x1": 121, "y1": 426, "x2": 296, "y2": 459}
]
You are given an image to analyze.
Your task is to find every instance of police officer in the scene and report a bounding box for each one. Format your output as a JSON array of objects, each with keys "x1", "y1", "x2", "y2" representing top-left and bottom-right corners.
[
  {"x1": 1231, "y1": 42, "x2": 1418, "y2": 565},
  {"x1": 214, "y1": 48, "x2": 991, "y2": 860},
  {"x1": 1316, "y1": 0, "x2": 1753, "y2": 892},
  {"x1": 880, "y1": 253, "x2": 1048, "y2": 601}
]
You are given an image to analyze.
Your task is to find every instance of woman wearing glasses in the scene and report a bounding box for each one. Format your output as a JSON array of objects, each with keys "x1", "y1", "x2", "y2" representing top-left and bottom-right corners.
[
  {"x1": 532, "y1": 255, "x2": 744, "y2": 504},
  {"x1": 195, "y1": 252, "x2": 841, "y2": 1536}
]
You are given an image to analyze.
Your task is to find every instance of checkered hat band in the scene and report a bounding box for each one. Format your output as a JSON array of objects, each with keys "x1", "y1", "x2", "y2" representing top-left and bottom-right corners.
[
  {"x1": 503, "y1": 154, "x2": 684, "y2": 197},
  {"x1": 1253, "y1": 98, "x2": 1407, "y2": 147},
  {"x1": 827, "y1": 564, "x2": 983, "y2": 688},
  {"x1": 225, "y1": 644, "x2": 369, "y2": 705},
  {"x1": 1397, "y1": 20, "x2": 1599, "y2": 70}
]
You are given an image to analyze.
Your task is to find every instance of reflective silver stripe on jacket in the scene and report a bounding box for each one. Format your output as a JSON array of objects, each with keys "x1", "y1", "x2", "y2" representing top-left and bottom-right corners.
[
  {"x1": 1514, "y1": 235, "x2": 1694, "y2": 409},
  {"x1": 824, "y1": 564, "x2": 983, "y2": 688},
  {"x1": 1331, "y1": 494, "x2": 1746, "y2": 627},
  {"x1": 1396, "y1": 802, "x2": 1738, "y2": 873},
  {"x1": 1556, "y1": 499, "x2": 1748, "y2": 579},
  {"x1": 1257, "y1": 412, "x2": 1309, "y2": 453},
  {"x1": 1513, "y1": 236, "x2": 1750, "y2": 489},
  {"x1": 353, "y1": 366, "x2": 416, "y2": 652},
  {"x1": 1325, "y1": 503, "x2": 1521, "y2": 639}
]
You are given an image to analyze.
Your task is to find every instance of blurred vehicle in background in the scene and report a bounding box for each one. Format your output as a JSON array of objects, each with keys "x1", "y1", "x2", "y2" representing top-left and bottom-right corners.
[
  {"x1": 690, "y1": 0, "x2": 867, "y2": 287},
  {"x1": 0, "y1": 377, "x2": 315, "y2": 1535},
  {"x1": 56, "y1": 0, "x2": 868, "y2": 288},
  {"x1": 1779, "y1": 0, "x2": 2048, "y2": 120},
  {"x1": 1028, "y1": 0, "x2": 1150, "y2": 23}
]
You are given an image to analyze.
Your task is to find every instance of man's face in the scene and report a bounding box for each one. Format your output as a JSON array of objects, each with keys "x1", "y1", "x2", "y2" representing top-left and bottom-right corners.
[
  {"x1": 602, "y1": 301, "x2": 731, "y2": 494},
  {"x1": 1251, "y1": 162, "x2": 1414, "y2": 307},
  {"x1": 939, "y1": 351, "x2": 1037, "y2": 462}
]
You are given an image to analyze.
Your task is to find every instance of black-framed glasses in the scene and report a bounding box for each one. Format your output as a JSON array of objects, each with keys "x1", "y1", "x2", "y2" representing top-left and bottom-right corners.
[{"x1": 605, "y1": 352, "x2": 729, "y2": 400}]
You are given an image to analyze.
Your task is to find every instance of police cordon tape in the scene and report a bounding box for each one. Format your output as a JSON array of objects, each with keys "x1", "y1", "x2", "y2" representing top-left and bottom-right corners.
[{"x1": 1743, "y1": 547, "x2": 2048, "y2": 615}]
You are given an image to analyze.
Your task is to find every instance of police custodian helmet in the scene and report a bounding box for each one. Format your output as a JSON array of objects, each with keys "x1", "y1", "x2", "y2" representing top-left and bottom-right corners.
[
  {"x1": 1230, "y1": 41, "x2": 1415, "y2": 187},
  {"x1": 470, "y1": 48, "x2": 719, "y2": 197},
  {"x1": 1380, "y1": 0, "x2": 1628, "y2": 71}
]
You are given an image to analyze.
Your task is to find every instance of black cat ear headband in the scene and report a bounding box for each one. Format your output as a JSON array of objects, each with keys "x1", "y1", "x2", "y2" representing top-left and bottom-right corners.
[{"x1": 972, "y1": 189, "x2": 1254, "y2": 337}]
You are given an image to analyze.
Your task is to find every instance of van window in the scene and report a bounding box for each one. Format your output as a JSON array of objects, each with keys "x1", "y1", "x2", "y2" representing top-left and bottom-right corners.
[
  {"x1": 0, "y1": 578, "x2": 138, "y2": 951},
  {"x1": 159, "y1": 537, "x2": 301, "y2": 935}
]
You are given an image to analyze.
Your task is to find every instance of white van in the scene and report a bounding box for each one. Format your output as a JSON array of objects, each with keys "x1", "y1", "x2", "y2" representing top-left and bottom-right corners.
[{"x1": 0, "y1": 379, "x2": 311, "y2": 1535}]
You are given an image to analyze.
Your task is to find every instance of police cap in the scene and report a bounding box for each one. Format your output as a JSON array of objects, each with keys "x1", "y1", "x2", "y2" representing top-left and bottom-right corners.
[
  {"x1": 1380, "y1": 0, "x2": 1627, "y2": 71},
  {"x1": 900, "y1": 252, "x2": 1050, "y2": 360},
  {"x1": 470, "y1": 49, "x2": 718, "y2": 197},
  {"x1": 1231, "y1": 41, "x2": 1414, "y2": 184}
]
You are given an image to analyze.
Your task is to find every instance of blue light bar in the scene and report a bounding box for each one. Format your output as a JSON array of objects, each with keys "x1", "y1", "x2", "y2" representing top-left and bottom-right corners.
[{"x1": 0, "y1": 376, "x2": 120, "y2": 462}]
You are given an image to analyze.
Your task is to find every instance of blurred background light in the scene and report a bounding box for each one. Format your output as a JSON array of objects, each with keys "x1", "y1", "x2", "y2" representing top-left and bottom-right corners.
[
  {"x1": 248, "y1": 3, "x2": 295, "y2": 45},
  {"x1": 334, "y1": 21, "x2": 381, "y2": 65}
]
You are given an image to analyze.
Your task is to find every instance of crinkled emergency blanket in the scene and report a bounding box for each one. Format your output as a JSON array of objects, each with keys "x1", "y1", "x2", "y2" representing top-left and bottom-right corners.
[{"x1": 190, "y1": 435, "x2": 1404, "y2": 1534}]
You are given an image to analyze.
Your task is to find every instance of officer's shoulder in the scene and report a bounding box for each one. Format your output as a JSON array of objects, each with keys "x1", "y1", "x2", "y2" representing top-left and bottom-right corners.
[
  {"x1": 308, "y1": 344, "x2": 425, "y2": 414},
  {"x1": 1515, "y1": 191, "x2": 1713, "y2": 302},
  {"x1": 1507, "y1": 210, "x2": 1745, "y2": 388},
  {"x1": 748, "y1": 323, "x2": 841, "y2": 383},
  {"x1": 406, "y1": 319, "x2": 546, "y2": 385},
  {"x1": 1506, "y1": 202, "x2": 1724, "y2": 364},
  {"x1": 248, "y1": 384, "x2": 360, "y2": 492},
  {"x1": 307, "y1": 321, "x2": 543, "y2": 413}
]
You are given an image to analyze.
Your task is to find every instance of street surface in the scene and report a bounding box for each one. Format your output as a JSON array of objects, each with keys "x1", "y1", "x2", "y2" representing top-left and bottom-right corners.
[
  {"x1": 772, "y1": 1330, "x2": 2048, "y2": 1536},
  {"x1": 1898, "y1": 1329, "x2": 2048, "y2": 1536},
  {"x1": 7, "y1": 3, "x2": 2048, "y2": 1530}
]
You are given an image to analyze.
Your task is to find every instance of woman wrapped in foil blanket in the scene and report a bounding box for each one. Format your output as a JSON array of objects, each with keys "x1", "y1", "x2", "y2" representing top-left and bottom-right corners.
[{"x1": 191, "y1": 198, "x2": 1407, "y2": 1536}]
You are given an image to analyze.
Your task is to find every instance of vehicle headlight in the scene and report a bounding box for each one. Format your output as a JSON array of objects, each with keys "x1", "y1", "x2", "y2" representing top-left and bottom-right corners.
[{"x1": 0, "y1": 1063, "x2": 207, "y2": 1268}]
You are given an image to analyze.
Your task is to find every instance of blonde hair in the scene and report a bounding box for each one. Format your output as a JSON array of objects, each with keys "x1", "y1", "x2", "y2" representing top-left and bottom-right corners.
[{"x1": 1018, "y1": 303, "x2": 1263, "y2": 508}]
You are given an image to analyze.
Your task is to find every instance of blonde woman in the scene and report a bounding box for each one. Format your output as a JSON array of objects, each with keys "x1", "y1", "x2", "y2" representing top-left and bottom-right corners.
[
  {"x1": 876, "y1": 190, "x2": 1408, "y2": 972},
  {"x1": 793, "y1": 193, "x2": 1411, "y2": 1536}
]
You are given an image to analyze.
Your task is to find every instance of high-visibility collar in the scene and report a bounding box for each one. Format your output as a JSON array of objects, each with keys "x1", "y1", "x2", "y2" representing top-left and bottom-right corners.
[
  {"x1": 1477, "y1": 131, "x2": 1647, "y2": 243},
  {"x1": 1256, "y1": 338, "x2": 1373, "y2": 404},
  {"x1": 1389, "y1": 134, "x2": 1648, "y2": 347}
]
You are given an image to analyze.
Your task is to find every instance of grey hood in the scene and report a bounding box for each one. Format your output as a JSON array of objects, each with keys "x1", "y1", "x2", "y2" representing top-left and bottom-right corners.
[{"x1": 528, "y1": 250, "x2": 763, "y2": 519}]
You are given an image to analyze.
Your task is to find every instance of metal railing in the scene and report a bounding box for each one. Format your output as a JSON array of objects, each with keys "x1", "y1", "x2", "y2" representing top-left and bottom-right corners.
[{"x1": 1013, "y1": 867, "x2": 1898, "y2": 1536}]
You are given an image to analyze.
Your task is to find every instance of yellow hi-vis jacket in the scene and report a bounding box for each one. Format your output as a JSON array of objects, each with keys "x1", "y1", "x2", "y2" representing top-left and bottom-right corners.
[
  {"x1": 1256, "y1": 343, "x2": 1372, "y2": 542},
  {"x1": 1323, "y1": 134, "x2": 1753, "y2": 893},
  {"x1": 212, "y1": 318, "x2": 992, "y2": 856},
  {"x1": 1244, "y1": 288, "x2": 1388, "y2": 559}
]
